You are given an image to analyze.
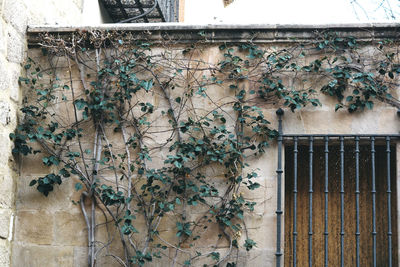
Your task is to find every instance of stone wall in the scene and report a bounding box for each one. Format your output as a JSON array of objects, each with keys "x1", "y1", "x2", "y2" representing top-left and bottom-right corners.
[
  {"x1": 12, "y1": 24, "x2": 400, "y2": 266},
  {"x1": 0, "y1": 1, "x2": 105, "y2": 266}
]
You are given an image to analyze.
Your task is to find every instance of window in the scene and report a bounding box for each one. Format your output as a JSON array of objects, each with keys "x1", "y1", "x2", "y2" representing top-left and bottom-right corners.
[{"x1": 284, "y1": 140, "x2": 398, "y2": 266}]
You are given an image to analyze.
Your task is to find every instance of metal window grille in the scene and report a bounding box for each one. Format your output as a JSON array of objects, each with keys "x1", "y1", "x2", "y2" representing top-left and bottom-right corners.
[{"x1": 275, "y1": 109, "x2": 399, "y2": 266}]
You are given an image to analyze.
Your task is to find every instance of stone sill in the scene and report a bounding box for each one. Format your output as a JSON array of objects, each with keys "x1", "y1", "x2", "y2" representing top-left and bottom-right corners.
[{"x1": 27, "y1": 22, "x2": 400, "y2": 46}]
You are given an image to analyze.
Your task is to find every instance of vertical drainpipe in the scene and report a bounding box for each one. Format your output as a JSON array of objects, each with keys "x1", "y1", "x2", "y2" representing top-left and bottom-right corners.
[{"x1": 275, "y1": 108, "x2": 284, "y2": 267}]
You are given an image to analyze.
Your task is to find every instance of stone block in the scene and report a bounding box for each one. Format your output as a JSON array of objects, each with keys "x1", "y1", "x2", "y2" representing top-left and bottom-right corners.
[
  {"x1": 0, "y1": 173, "x2": 13, "y2": 209},
  {"x1": 196, "y1": 162, "x2": 229, "y2": 178},
  {"x1": 0, "y1": 56, "x2": 9, "y2": 91},
  {"x1": 264, "y1": 177, "x2": 278, "y2": 213},
  {"x1": 241, "y1": 174, "x2": 268, "y2": 195},
  {"x1": 245, "y1": 248, "x2": 276, "y2": 266},
  {"x1": 2, "y1": 0, "x2": 27, "y2": 34},
  {"x1": 182, "y1": 247, "x2": 233, "y2": 266},
  {"x1": 244, "y1": 213, "x2": 276, "y2": 249},
  {"x1": 8, "y1": 62, "x2": 21, "y2": 101},
  {"x1": 239, "y1": 186, "x2": 267, "y2": 214},
  {"x1": 152, "y1": 213, "x2": 176, "y2": 232},
  {"x1": 223, "y1": 249, "x2": 249, "y2": 266},
  {"x1": 0, "y1": 243, "x2": 10, "y2": 266},
  {"x1": 0, "y1": 101, "x2": 11, "y2": 126},
  {"x1": 19, "y1": 152, "x2": 51, "y2": 176},
  {"x1": 12, "y1": 244, "x2": 73, "y2": 267},
  {"x1": 378, "y1": 108, "x2": 400, "y2": 133},
  {"x1": 16, "y1": 174, "x2": 77, "y2": 212},
  {"x1": 0, "y1": 19, "x2": 6, "y2": 56},
  {"x1": 244, "y1": 147, "x2": 278, "y2": 181},
  {"x1": 281, "y1": 107, "x2": 350, "y2": 134},
  {"x1": 14, "y1": 211, "x2": 54, "y2": 245},
  {"x1": 301, "y1": 110, "x2": 352, "y2": 134},
  {"x1": 190, "y1": 220, "x2": 230, "y2": 249},
  {"x1": 156, "y1": 228, "x2": 179, "y2": 248},
  {"x1": 6, "y1": 26, "x2": 24, "y2": 64},
  {"x1": 0, "y1": 209, "x2": 12, "y2": 239},
  {"x1": 94, "y1": 233, "x2": 126, "y2": 266},
  {"x1": 73, "y1": 246, "x2": 88, "y2": 267},
  {"x1": 54, "y1": 211, "x2": 87, "y2": 246},
  {"x1": 350, "y1": 109, "x2": 381, "y2": 133},
  {"x1": 280, "y1": 110, "x2": 306, "y2": 134}
]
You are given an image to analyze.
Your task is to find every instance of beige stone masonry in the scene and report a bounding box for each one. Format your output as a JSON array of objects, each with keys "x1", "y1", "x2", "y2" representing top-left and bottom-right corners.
[
  {"x1": 0, "y1": 0, "x2": 88, "y2": 265},
  {"x1": 5, "y1": 23, "x2": 400, "y2": 266}
]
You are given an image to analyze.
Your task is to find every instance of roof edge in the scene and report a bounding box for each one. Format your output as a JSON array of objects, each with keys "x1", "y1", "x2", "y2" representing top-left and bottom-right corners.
[{"x1": 27, "y1": 22, "x2": 400, "y2": 46}]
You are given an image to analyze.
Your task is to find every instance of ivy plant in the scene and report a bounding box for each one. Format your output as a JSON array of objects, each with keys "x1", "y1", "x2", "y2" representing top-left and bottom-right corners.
[{"x1": 11, "y1": 30, "x2": 400, "y2": 266}]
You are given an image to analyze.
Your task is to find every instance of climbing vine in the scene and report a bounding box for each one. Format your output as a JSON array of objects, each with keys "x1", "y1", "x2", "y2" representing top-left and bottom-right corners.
[{"x1": 11, "y1": 30, "x2": 400, "y2": 266}]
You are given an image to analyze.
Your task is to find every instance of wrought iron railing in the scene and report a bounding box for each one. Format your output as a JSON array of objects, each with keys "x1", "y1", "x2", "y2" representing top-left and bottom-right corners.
[
  {"x1": 100, "y1": 0, "x2": 179, "y2": 23},
  {"x1": 157, "y1": 0, "x2": 179, "y2": 23}
]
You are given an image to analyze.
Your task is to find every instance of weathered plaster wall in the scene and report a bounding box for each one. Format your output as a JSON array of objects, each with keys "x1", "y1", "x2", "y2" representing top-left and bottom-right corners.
[{"x1": 14, "y1": 24, "x2": 400, "y2": 266}]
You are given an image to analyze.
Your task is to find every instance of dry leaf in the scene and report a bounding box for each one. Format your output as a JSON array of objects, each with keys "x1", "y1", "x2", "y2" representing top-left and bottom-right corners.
[{"x1": 223, "y1": 0, "x2": 234, "y2": 7}]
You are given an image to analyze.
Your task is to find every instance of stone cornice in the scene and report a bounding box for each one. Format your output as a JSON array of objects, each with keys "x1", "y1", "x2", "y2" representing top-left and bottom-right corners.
[{"x1": 27, "y1": 23, "x2": 400, "y2": 46}]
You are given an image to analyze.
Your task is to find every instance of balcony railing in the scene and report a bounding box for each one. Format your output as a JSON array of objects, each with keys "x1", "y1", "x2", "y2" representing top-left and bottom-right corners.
[{"x1": 100, "y1": 0, "x2": 179, "y2": 23}]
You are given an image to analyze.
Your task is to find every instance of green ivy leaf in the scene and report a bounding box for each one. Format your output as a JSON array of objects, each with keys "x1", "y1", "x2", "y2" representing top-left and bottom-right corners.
[
  {"x1": 74, "y1": 99, "x2": 87, "y2": 110},
  {"x1": 346, "y1": 96, "x2": 353, "y2": 102},
  {"x1": 75, "y1": 183, "x2": 83, "y2": 191},
  {"x1": 244, "y1": 239, "x2": 257, "y2": 251},
  {"x1": 335, "y1": 103, "x2": 343, "y2": 112},
  {"x1": 365, "y1": 101, "x2": 374, "y2": 110}
]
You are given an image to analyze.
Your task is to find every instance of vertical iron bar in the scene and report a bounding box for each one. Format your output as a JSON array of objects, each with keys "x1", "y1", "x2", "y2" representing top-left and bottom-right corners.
[
  {"x1": 115, "y1": 0, "x2": 129, "y2": 22},
  {"x1": 308, "y1": 136, "x2": 313, "y2": 267},
  {"x1": 371, "y1": 137, "x2": 377, "y2": 267},
  {"x1": 174, "y1": 0, "x2": 179, "y2": 22},
  {"x1": 355, "y1": 137, "x2": 360, "y2": 267},
  {"x1": 133, "y1": 0, "x2": 150, "y2": 22},
  {"x1": 324, "y1": 136, "x2": 329, "y2": 267},
  {"x1": 386, "y1": 137, "x2": 392, "y2": 267},
  {"x1": 340, "y1": 136, "x2": 345, "y2": 267},
  {"x1": 155, "y1": 2, "x2": 167, "y2": 22},
  {"x1": 275, "y1": 108, "x2": 284, "y2": 267},
  {"x1": 293, "y1": 137, "x2": 298, "y2": 267}
]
